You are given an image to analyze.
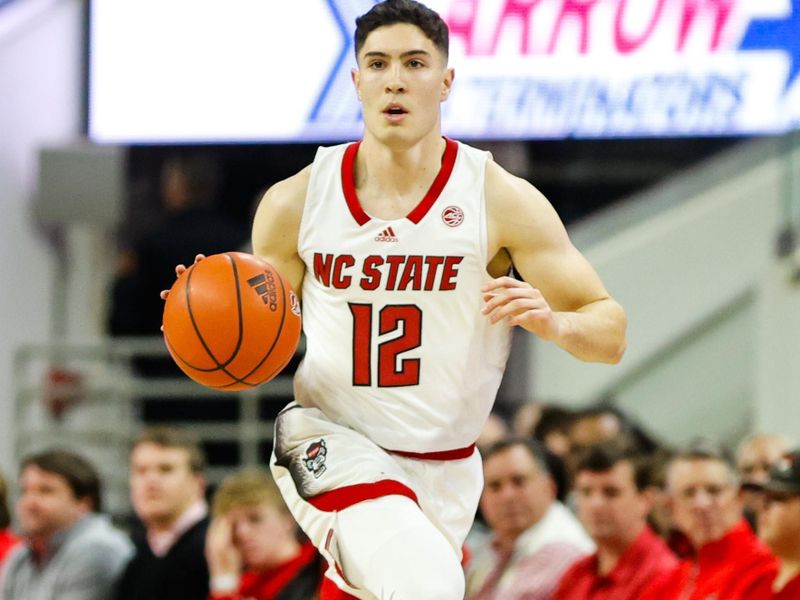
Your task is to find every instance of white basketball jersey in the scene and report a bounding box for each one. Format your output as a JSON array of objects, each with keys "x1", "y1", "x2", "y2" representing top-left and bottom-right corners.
[{"x1": 294, "y1": 139, "x2": 512, "y2": 453}]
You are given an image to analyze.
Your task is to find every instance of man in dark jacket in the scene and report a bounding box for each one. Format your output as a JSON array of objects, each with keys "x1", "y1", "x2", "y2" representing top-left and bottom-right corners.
[{"x1": 116, "y1": 427, "x2": 210, "y2": 600}]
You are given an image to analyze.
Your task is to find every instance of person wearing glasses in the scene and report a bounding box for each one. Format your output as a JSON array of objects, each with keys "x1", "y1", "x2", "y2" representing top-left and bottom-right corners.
[
  {"x1": 753, "y1": 450, "x2": 800, "y2": 599},
  {"x1": 641, "y1": 440, "x2": 777, "y2": 600}
]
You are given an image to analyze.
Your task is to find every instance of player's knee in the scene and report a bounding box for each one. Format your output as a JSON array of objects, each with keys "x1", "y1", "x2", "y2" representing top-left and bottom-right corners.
[
  {"x1": 337, "y1": 496, "x2": 466, "y2": 599},
  {"x1": 386, "y1": 554, "x2": 464, "y2": 600},
  {"x1": 368, "y1": 533, "x2": 464, "y2": 600}
]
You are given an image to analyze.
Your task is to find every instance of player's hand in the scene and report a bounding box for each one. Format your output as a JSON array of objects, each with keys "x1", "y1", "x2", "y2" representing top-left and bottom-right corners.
[
  {"x1": 205, "y1": 515, "x2": 242, "y2": 582},
  {"x1": 159, "y1": 254, "x2": 206, "y2": 301},
  {"x1": 481, "y1": 276, "x2": 563, "y2": 342}
]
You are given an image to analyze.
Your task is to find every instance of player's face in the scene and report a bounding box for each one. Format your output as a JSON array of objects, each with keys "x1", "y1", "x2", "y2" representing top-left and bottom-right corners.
[
  {"x1": 480, "y1": 445, "x2": 555, "y2": 541},
  {"x1": 667, "y1": 458, "x2": 741, "y2": 549},
  {"x1": 17, "y1": 465, "x2": 89, "y2": 538},
  {"x1": 352, "y1": 23, "x2": 453, "y2": 148},
  {"x1": 758, "y1": 492, "x2": 800, "y2": 556},
  {"x1": 574, "y1": 462, "x2": 649, "y2": 545},
  {"x1": 130, "y1": 443, "x2": 204, "y2": 529},
  {"x1": 230, "y1": 503, "x2": 296, "y2": 569}
]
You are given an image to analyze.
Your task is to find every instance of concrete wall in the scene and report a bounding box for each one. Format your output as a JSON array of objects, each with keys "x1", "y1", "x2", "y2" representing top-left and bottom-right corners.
[
  {"x1": 0, "y1": 0, "x2": 83, "y2": 475},
  {"x1": 528, "y1": 137, "x2": 800, "y2": 446}
]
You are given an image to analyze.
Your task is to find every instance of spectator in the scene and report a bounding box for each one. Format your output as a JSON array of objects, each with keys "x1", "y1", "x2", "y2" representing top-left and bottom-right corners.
[
  {"x1": 737, "y1": 433, "x2": 791, "y2": 530},
  {"x1": 754, "y1": 450, "x2": 800, "y2": 598},
  {"x1": 511, "y1": 402, "x2": 542, "y2": 438},
  {"x1": 554, "y1": 441, "x2": 677, "y2": 600},
  {"x1": 477, "y1": 412, "x2": 510, "y2": 453},
  {"x1": 116, "y1": 427, "x2": 211, "y2": 600},
  {"x1": 109, "y1": 154, "x2": 248, "y2": 343},
  {"x1": 641, "y1": 448, "x2": 694, "y2": 558},
  {"x1": 466, "y1": 438, "x2": 593, "y2": 600},
  {"x1": 642, "y1": 440, "x2": 777, "y2": 600},
  {"x1": 206, "y1": 469, "x2": 353, "y2": 600},
  {"x1": 531, "y1": 405, "x2": 574, "y2": 459},
  {"x1": 1, "y1": 450, "x2": 132, "y2": 600},
  {"x1": 569, "y1": 407, "x2": 624, "y2": 456},
  {"x1": 0, "y1": 470, "x2": 20, "y2": 567},
  {"x1": 569, "y1": 405, "x2": 659, "y2": 460}
]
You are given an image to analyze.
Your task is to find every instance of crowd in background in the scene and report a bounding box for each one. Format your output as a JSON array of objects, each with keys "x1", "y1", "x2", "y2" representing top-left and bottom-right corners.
[
  {"x1": 0, "y1": 402, "x2": 798, "y2": 600},
  {"x1": 1, "y1": 154, "x2": 794, "y2": 598}
]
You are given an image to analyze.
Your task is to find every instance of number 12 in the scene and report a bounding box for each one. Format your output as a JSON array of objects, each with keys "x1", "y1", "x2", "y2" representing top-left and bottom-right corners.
[{"x1": 348, "y1": 303, "x2": 422, "y2": 387}]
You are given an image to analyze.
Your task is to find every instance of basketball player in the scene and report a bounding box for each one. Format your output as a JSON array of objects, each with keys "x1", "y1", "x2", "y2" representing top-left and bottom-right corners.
[{"x1": 172, "y1": 1, "x2": 625, "y2": 597}]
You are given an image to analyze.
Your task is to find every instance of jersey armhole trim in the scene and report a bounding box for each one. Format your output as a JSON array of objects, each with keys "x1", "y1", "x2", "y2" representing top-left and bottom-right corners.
[{"x1": 298, "y1": 146, "x2": 332, "y2": 253}]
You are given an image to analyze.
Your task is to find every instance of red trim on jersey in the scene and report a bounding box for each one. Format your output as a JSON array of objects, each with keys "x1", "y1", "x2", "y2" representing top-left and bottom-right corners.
[
  {"x1": 406, "y1": 137, "x2": 459, "y2": 224},
  {"x1": 387, "y1": 443, "x2": 476, "y2": 461},
  {"x1": 308, "y1": 479, "x2": 418, "y2": 512},
  {"x1": 341, "y1": 142, "x2": 370, "y2": 226},
  {"x1": 340, "y1": 137, "x2": 459, "y2": 226}
]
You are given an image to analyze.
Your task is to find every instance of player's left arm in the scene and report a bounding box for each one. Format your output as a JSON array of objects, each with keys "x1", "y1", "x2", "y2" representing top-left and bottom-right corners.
[{"x1": 484, "y1": 160, "x2": 627, "y2": 364}]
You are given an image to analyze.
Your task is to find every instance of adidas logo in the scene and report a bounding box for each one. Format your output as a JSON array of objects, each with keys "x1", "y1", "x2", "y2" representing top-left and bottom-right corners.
[
  {"x1": 247, "y1": 272, "x2": 278, "y2": 310},
  {"x1": 374, "y1": 226, "x2": 399, "y2": 242}
]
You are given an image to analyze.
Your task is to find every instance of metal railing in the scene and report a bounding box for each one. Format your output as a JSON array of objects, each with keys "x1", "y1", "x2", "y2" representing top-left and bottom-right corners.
[{"x1": 12, "y1": 336, "x2": 299, "y2": 520}]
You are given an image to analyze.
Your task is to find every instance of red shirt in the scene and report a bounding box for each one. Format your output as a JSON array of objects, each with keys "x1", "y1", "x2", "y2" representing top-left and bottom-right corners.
[
  {"x1": 209, "y1": 542, "x2": 356, "y2": 600},
  {"x1": 0, "y1": 528, "x2": 20, "y2": 566},
  {"x1": 748, "y1": 571, "x2": 800, "y2": 600},
  {"x1": 641, "y1": 520, "x2": 778, "y2": 600},
  {"x1": 774, "y1": 574, "x2": 800, "y2": 599},
  {"x1": 553, "y1": 526, "x2": 677, "y2": 600}
]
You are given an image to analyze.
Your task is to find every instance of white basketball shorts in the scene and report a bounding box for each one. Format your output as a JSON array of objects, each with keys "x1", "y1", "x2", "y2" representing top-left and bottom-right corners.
[{"x1": 270, "y1": 402, "x2": 483, "y2": 598}]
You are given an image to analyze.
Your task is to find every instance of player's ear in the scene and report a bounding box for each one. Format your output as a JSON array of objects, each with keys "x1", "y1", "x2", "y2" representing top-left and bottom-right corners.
[
  {"x1": 441, "y1": 67, "x2": 454, "y2": 102},
  {"x1": 351, "y1": 68, "x2": 362, "y2": 102}
]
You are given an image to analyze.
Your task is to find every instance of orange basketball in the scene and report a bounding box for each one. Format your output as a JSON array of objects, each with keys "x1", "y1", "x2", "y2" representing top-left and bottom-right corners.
[{"x1": 162, "y1": 252, "x2": 301, "y2": 390}]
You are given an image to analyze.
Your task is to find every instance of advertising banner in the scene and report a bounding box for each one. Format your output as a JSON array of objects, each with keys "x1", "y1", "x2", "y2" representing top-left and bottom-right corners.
[{"x1": 88, "y1": 0, "x2": 800, "y2": 142}]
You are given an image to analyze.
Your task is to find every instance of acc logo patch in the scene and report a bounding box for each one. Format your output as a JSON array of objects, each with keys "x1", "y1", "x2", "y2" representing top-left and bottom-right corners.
[{"x1": 442, "y1": 206, "x2": 464, "y2": 227}]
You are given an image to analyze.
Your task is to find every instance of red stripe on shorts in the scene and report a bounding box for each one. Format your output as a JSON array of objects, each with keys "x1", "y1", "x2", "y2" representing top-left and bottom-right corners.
[
  {"x1": 387, "y1": 443, "x2": 476, "y2": 461},
  {"x1": 308, "y1": 479, "x2": 419, "y2": 512}
]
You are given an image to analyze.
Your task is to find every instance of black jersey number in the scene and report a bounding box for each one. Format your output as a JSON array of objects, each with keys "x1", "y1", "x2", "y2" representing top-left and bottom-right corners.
[{"x1": 348, "y1": 303, "x2": 422, "y2": 387}]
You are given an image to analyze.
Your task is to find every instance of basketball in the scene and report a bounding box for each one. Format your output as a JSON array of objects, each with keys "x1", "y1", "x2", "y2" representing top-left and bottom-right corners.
[{"x1": 162, "y1": 252, "x2": 302, "y2": 390}]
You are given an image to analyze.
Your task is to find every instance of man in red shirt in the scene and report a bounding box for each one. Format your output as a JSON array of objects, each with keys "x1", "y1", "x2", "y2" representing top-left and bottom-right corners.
[
  {"x1": 0, "y1": 471, "x2": 20, "y2": 567},
  {"x1": 554, "y1": 441, "x2": 677, "y2": 600},
  {"x1": 206, "y1": 469, "x2": 354, "y2": 600},
  {"x1": 753, "y1": 450, "x2": 800, "y2": 599},
  {"x1": 737, "y1": 433, "x2": 790, "y2": 531},
  {"x1": 642, "y1": 440, "x2": 777, "y2": 600}
]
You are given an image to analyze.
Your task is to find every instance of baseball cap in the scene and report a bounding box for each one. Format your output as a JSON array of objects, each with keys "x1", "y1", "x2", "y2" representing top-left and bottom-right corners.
[{"x1": 747, "y1": 451, "x2": 800, "y2": 495}]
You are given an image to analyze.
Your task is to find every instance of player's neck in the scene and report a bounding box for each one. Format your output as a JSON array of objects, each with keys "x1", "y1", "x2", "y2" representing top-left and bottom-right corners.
[{"x1": 357, "y1": 134, "x2": 447, "y2": 196}]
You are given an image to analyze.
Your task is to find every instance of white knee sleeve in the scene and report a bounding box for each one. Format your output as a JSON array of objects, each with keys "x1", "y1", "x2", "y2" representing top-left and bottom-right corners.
[{"x1": 336, "y1": 495, "x2": 465, "y2": 600}]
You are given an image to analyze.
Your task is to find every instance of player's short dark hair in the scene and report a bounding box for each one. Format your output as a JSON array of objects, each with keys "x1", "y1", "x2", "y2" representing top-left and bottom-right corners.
[
  {"x1": 574, "y1": 440, "x2": 650, "y2": 492},
  {"x1": 483, "y1": 437, "x2": 551, "y2": 477},
  {"x1": 21, "y1": 449, "x2": 102, "y2": 512},
  {"x1": 355, "y1": 0, "x2": 449, "y2": 60},
  {"x1": 133, "y1": 426, "x2": 207, "y2": 474}
]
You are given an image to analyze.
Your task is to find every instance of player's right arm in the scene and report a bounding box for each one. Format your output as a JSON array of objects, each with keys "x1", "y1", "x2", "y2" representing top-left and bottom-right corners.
[{"x1": 251, "y1": 166, "x2": 311, "y2": 298}]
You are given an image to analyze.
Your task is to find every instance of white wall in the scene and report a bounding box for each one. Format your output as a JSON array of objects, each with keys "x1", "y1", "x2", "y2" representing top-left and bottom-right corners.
[
  {"x1": 0, "y1": 0, "x2": 83, "y2": 476},
  {"x1": 614, "y1": 296, "x2": 755, "y2": 448},
  {"x1": 528, "y1": 137, "x2": 800, "y2": 446}
]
